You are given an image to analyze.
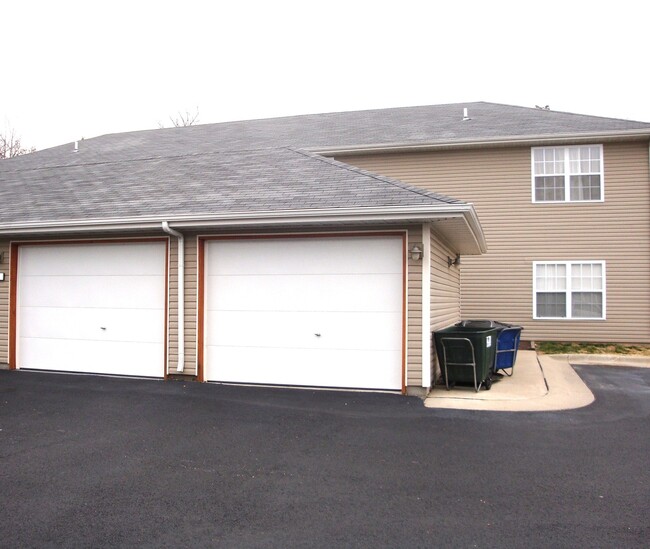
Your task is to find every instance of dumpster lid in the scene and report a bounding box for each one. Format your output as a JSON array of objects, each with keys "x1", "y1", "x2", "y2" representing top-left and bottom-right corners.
[
  {"x1": 457, "y1": 320, "x2": 500, "y2": 329},
  {"x1": 457, "y1": 320, "x2": 523, "y2": 330}
]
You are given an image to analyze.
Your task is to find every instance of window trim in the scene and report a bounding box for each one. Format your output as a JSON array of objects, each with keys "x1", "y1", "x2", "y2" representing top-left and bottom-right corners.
[
  {"x1": 533, "y1": 261, "x2": 606, "y2": 320},
  {"x1": 531, "y1": 145, "x2": 605, "y2": 203}
]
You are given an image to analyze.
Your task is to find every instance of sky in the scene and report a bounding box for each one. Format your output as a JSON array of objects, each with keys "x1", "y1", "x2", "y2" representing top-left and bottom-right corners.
[{"x1": 2, "y1": 0, "x2": 649, "y2": 151}]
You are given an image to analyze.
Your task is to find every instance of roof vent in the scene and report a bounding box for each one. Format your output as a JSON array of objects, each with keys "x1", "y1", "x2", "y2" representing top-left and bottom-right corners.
[
  {"x1": 462, "y1": 108, "x2": 471, "y2": 121},
  {"x1": 74, "y1": 141, "x2": 79, "y2": 153}
]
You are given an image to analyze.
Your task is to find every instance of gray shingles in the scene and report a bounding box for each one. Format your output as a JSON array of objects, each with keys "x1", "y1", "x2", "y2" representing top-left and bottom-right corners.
[
  {"x1": 0, "y1": 148, "x2": 457, "y2": 224},
  {"x1": 1, "y1": 101, "x2": 648, "y2": 226},
  {"x1": 3, "y1": 102, "x2": 648, "y2": 171}
]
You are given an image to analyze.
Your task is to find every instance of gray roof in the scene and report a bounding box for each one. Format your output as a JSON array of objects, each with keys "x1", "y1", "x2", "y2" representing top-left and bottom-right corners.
[
  {"x1": 3, "y1": 102, "x2": 650, "y2": 170},
  {"x1": 1, "y1": 101, "x2": 648, "y2": 230},
  {"x1": 0, "y1": 148, "x2": 461, "y2": 225}
]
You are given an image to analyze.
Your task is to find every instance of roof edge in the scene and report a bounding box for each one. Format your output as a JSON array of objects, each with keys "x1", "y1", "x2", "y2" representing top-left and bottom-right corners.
[
  {"x1": 310, "y1": 129, "x2": 650, "y2": 156},
  {"x1": 463, "y1": 204, "x2": 487, "y2": 254},
  {"x1": 0, "y1": 204, "x2": 486, "y2": 253}
]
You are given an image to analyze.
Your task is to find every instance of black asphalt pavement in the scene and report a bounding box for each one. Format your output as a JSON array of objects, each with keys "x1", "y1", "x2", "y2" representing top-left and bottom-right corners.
[{"x1": 1, "y1": 366, "x2": 648, "y2": 548}]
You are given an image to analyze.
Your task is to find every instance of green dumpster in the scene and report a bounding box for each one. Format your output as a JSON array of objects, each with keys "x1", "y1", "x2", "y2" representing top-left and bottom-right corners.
[{"x1": 434, "y1": 321, "x2": 501, "y2": 391}]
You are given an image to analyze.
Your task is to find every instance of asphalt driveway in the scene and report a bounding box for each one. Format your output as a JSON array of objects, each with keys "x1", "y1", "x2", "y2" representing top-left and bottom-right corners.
[{"x1": 1, "y1": 367, "x2": 648, "y2": 548}]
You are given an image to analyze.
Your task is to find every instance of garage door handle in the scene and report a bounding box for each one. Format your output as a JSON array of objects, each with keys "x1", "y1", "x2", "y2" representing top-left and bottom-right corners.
[
  {"x1": 315, "y1": 333, "x2": 321, "y2": 337},
  {"x1": 100, "y1": 327, "x2": 106, "y2": 330}
]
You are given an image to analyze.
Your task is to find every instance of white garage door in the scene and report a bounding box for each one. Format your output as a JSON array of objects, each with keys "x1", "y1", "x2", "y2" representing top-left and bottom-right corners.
[
  {"x1": 16, "y1": 241, "x2": 167, "y2": 377},
  {"x1": 204, "y1": 236, "x2": 404, "y2": 390}
]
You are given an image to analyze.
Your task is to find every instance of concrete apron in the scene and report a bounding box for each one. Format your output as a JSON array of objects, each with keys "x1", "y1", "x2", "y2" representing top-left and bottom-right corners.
[{"x1": 424, "y1": 350, "x2": 595, "y2": 412}]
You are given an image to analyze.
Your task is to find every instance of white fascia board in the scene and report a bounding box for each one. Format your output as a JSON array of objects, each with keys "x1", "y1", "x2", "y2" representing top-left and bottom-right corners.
[
  {"x1": 311, "y1": 129, "x2": 650, "y2": 156},
  {"x1": 0, "y1": 204, "x2": 466, "y2": 229},
  {"x1": 0, "y1": 204, "x2": 486, "y2": 253},
  {"x1": 464, "y1": 204, "x2": 487, "y2": 254}
]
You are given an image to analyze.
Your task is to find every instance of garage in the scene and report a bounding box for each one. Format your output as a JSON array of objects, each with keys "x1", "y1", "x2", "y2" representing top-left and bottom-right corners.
[
  {"x1": 14, "y1": 240, "x2": 167, "y2": 377},
  {"x1": 202, "y1": 234, "x2": 405, "y2": 390}
]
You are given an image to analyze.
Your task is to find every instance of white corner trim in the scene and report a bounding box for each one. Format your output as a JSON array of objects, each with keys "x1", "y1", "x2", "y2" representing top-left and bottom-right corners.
[{"x1": 421, "y1": 224, "x2": 432, "y2": 388}]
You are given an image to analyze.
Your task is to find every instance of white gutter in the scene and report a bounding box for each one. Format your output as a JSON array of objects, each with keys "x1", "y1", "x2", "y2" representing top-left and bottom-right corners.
[
  {"x1": 0, "y1": 204, "x2": 476, "y2": 228},
  {"x1": 162, "y1": 221, "x2": 185, "y2": 373},
  {"x1": 0, "y1": 205, "x2": 487, "y2": 254},
  {"x1": 310, "y1": 129, "x2": 650, "y2": 156},
  {"x1": 463, "y1": 204, "x2": 488, "y2": 254}
]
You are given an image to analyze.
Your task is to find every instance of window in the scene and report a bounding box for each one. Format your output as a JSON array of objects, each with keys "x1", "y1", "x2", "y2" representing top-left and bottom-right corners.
[
  {"x1": 534, "y1": 262, "x2": 605, "y2": 319},
  {"x1": 532, "y1": 145, "x2": 603, "y2": 202}
]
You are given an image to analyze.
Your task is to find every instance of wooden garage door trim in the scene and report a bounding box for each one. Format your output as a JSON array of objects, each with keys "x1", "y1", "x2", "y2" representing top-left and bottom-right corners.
[
  {"x1": 196, "y1": 231, "x2": 407, "y2": 393},
  {"x1": 9, "y1": 237, "x2": 170, "y2": 376}
]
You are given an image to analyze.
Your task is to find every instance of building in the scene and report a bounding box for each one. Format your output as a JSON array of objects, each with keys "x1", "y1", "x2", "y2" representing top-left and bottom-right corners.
[{"x1": 1, "y1": 102, "x2": 648, "y2": 394}]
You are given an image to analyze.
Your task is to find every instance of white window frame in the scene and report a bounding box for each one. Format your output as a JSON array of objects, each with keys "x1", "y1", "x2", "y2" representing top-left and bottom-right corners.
[
  {"x1": 533, "y1": 261, "x2": 606, "y2": 320},
  {"x1": 531, "y1": 145, "x2": 605, "y2": 203}
]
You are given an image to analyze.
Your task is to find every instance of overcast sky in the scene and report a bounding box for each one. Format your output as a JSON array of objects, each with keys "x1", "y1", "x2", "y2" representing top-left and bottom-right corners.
[{"x1": 3, "y1": 0, "x2": 649, "y2": 151}]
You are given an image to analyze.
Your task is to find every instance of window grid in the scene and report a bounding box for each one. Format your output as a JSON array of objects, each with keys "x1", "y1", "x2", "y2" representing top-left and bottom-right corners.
[
  {"x1": 532, "y1": 145, "x2": 604, "y2": 203},
  {"x1": 534, "y1": 262, "x2": 605, "y2": 320}
]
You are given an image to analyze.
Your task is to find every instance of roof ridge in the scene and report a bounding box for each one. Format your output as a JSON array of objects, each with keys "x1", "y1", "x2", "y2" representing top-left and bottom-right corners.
[
  {"x1": 472, "y1": 101, "x2": 650, "y2": 125},
  {"x1": 82, "y1": 101, "x2": 650, "y2": 141},
  {"x1": 288, "y1": 148, "x2": 463, "y2": 205}
]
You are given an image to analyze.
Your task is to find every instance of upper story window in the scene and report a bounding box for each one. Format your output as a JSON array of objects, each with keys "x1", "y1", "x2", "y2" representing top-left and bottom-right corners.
[
  {"x1": 533, "y1": 261, "x2": 606, "y2": 320},
  {"x1": 532, "y1": 145, "x2": 604, "y2": 203}
]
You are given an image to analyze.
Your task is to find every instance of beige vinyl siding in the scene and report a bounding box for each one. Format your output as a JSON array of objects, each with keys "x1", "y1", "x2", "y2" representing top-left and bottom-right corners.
[
  {"x1": 429, "y1": 227, "x2": 461, "y2": 380},
  {"x1": 337, "y1": 140, "x2": 650, "y2": 344},
  {"x1": 166, "y1": 234, "x2": 198, "y2": 376},
  {"x1": 406, "y1": 225, "x2": 423, "y2": 386},
  {"x1": 184, "y1": 236, "x2": 198, "y2": 374},
  {"x1": 0, "y1": 240, "x2": 9, "y2": 363}
]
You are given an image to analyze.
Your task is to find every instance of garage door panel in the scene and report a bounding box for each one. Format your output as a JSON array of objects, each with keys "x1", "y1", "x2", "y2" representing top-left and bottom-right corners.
[
  {"x1": 19, "y1": 307, "x2": 164, "y2": 343},
  {"x1": 207, "y1": 238, "x2": 402, "y2": 276},
  {"x1": 19, "y1": 338, "x2": 163, "y2": 377},
  {"x1": 207, "y1": 310, "x2": 402, "y2": 351},
  {"x1": 204, "y1": 236, "x2": 404, "y2": 390},
  {"x1": 206, "y1": 346, "x2": 402, "y2": 390},
  {"x1": 17, "y1": 242, "x2": 167, "y2": 377},
  {"x1": 19, "y1": 243, "x2": 165, "y2": 276},
  {"x1": 19, "y1": 275, "x2": 164, "y2": 309},
  {"x1": 207, "y1": 273, "x2": 403, "y2": 313}
]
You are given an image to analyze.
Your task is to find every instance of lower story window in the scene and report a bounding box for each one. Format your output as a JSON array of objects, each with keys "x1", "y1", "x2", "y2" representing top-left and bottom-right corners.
[{"x1": 534, "y1": 261, "x2": 605, "y2": 319}]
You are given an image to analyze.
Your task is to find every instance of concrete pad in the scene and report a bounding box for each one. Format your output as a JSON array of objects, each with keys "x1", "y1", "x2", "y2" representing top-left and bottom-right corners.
[{"x1": 424, "y1": 350, "x2": 594, "y2": 412}]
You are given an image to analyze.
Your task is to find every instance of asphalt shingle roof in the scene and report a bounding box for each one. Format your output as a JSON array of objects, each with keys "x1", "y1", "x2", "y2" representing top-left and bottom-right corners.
[
  {"x1": 0, "y1": 148, "x2": 461, "y2": 224},
  {"x1": 1, "y1": 101, "x2": 648, "y2": 226},
  {"x1": 4, "y1": 102, "x2": 650, "y2": 169}
]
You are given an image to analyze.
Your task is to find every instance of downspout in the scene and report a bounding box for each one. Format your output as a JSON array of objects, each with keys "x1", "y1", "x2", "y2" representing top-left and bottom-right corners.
[{"x1": 162, "y1": 222, "x2": 185, "y2": 372}]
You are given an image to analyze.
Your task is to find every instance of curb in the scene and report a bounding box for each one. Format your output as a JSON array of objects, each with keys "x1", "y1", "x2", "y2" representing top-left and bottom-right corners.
[{"x1": 548, "y1": 354, "x2": 650, "y2": 368}]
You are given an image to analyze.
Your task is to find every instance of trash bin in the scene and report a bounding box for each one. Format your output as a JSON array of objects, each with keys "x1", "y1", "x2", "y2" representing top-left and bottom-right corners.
[
  {"x1": 492, "y1": 323, "x2": 523, "y2": 376},
  {"x1": 434, "y1": 321, "x2": 501, "y2": 391}
]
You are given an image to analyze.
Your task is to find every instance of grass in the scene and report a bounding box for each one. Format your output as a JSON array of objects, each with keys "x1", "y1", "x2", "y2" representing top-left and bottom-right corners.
[{"x1": 536, "y1": 341, "x2": 650, "y2": 356}]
